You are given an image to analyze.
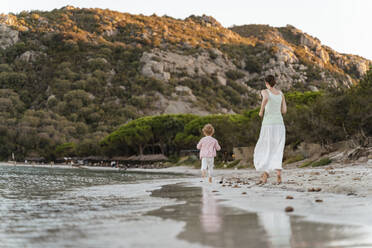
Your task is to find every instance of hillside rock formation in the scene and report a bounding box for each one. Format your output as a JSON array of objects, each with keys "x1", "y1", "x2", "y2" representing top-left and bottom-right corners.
[
  {"x1": 0, "y1": 7, "x2": 370, "y2": 159},
  {"x1": 0, "y1": 24, "x2": 19, "y2": 49}
]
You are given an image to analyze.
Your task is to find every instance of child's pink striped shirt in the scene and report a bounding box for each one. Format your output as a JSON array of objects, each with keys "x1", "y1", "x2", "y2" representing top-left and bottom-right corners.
[{"x1": 196, "y1": 136, "x2": 221, "y2": 159}]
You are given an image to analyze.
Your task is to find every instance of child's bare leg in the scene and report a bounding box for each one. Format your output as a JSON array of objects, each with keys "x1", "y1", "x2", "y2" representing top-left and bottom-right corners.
[
  {"x1": 208, "y1": 162, "x2": 214, "y2": 183},
  {"x1": 276, "y1": 169, "x2": 282, "y2": 184}
]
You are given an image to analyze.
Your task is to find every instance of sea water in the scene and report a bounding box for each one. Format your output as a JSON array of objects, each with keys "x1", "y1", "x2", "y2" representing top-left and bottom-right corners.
[{"x1": 0, "y1": 165, "x2": 190, "y2": 248}]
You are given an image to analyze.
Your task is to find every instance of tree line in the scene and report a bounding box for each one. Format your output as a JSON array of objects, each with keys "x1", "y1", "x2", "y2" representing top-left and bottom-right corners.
[{"x1": 100, "y1": 68, "x2": 372, "y2": 159}]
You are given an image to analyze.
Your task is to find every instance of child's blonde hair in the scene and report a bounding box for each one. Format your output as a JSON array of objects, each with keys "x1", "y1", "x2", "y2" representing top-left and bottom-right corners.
[{"x1": 202, "y1": 124, "x2": 215, "y2": 136}]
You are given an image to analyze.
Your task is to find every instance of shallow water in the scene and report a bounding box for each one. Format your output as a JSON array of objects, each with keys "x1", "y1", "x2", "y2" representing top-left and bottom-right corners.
[{"x1": 0, "y1": 165, "x2": 186, "y2": 248}]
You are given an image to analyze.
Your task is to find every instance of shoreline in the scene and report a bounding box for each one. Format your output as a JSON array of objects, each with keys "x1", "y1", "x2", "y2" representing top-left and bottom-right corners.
[{"x1": 2, "y1": 161, "x2": 372, "y2": 228}]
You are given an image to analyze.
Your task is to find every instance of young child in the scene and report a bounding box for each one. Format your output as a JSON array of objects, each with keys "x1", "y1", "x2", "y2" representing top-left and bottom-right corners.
[{"x1": 197, "y1": 124, "x2": 221, "y2": 183}]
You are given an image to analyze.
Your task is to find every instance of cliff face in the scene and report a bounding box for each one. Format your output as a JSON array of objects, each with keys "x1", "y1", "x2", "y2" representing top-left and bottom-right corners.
[
  {"x1": 0, "y1": 8, "x2": 369, "y2": 96},
  {"x1": 0, "y1": 24, "x2": 19, "y2": 49},
  {"x1": 230, "y1": 24, "x2": 371, "y2": 89}
]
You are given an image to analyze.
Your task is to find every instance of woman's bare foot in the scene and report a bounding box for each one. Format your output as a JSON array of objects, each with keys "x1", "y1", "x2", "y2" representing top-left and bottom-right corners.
[
  {"x1": 276, "y1": 170, "x2": 282, "y2": 185},
  {"x1": 276, "y1": 175, "x2": 282, "y2": 185},
  {"x1": 257, "y1": 172, "x2": 269, "y2": 185}
]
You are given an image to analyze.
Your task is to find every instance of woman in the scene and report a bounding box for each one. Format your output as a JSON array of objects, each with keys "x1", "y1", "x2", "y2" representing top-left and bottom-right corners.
[{"x1": 254, "y1": 75, "x2": 287, "y2": 184}]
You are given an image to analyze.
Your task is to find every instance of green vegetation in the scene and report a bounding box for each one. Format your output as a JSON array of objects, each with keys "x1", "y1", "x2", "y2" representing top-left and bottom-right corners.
[
  {"x1": 286, "y1": 69, "x2": 372, "y2": 147},
  {"x1": 225, "y1": 70, "x2": 245, "y2": 80},
  {"x1": 102, "y1": 69, "x2": 372, "y2": 159},
  {"x1": 101, "y1": 114, "x2": 197, "y2": 156},
  {"x1": 230, "y1": 24, "x2": 277, "y2": 41},
  {"x1": 299, "y1": 160, "x2": 315, "y2": 168},
  {"x1": 225, "y1": 159, "x2": 241, "y2": 168},
  {"x1": 101, "y1": 113, "x2": 259, "y2": 157},
  {"x1": 299, "y1": 157, "x2": 332, "y2": 168},
  {"x1": 0, "y1": 7, "x2": 370, "y2": 162},
  {"x1": 311, "y1": 157, "x2": 332, "y2": 167},
  {"x1": 284, "y1": 154, "x2": 305, "y2": 165},
  {"x1": 219, "y1": 43, "x2": 269, "y2": 72}
]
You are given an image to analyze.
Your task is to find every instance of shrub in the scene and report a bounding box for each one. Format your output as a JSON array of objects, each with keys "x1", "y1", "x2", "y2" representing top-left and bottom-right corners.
[
  {"x1": 298, "y1": 157, "x2": 331, "y2": 168},
  {"x1": 284, "y1": 154, "x2": 305, "y2": 165},
  {"x1": 299, "y1": 160, "x2": 314, "y2": 168},
  {"x1": 311, "y1": 157, "x2": 332, "y2": 167},
  {"x1": 225, "y1": 70, "x2": 245, "y2": 80}
]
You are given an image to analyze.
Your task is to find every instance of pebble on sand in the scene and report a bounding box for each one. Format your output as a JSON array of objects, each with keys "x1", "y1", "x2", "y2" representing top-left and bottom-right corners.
[
  {"x1": 285, "y1": 206, "x2": 294, "y2": 212},
  {"x1": 286, "y1": 196, "x2": 294, "y2": 199},
  {"x1": 242, "y1": 192, "x2": 247, "y2": 195},
  {"x1": 308, "y1": 187, "x2": 322, "y2": 192},
  {"x1": 315, "y1": 199, "x2": 323, "y2": 203}
]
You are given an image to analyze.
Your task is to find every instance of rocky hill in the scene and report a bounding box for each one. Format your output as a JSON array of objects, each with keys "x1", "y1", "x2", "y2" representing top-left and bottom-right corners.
[{"x1": 0, "y1": 6, "x2": 370, "y2": 159}]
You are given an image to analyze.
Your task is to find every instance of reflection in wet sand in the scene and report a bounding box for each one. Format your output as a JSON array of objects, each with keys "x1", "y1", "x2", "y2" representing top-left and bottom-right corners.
[
  {"x1": 200, "y1": 187, "x2": 222, "y2": 233},
  {"x1": 257, "y1": 212, "x2": 291, "y2": 248},
  {"x1": 149, "y1": 184, "x2": 372, "y2": 248},
  {"x1": 149, "y1": 184, "x2": 270, "y2": 248}
]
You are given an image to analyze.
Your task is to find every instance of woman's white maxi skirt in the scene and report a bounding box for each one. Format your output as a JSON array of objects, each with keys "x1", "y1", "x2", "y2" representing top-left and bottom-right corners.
[{"x1": 254, "y1": 124, "x2": 286, "y2": 172}]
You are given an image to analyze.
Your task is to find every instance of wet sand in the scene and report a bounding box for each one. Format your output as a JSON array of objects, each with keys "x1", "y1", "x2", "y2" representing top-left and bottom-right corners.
[
  {"x1": 149, "y1": 183, "x2": 372, "y2": 248},
  {"x1": 132, "y1": 163, "x2": 372, "y2": 244},
  {"x1": 3, "y1": 161, "x2": 372, "y2": 247}
]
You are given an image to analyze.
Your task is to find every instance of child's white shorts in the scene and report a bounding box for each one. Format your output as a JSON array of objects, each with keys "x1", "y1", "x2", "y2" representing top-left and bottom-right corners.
[{"x1": 201, "y1": 157, "x2": 214, "y2": 177}]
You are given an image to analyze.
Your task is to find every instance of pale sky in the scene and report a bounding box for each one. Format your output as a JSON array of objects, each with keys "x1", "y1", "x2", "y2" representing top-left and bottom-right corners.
[{"x1": 2, "y1": 0, "x2": 371, "y2": 60}]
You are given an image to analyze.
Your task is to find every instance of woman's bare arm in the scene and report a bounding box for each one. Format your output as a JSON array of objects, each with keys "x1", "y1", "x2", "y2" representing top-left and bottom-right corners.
[
  {"x1": 281, "y1": 92, "x2": 287, "y2": 114},
  {"x1": 259, "y1": 90, "x2": 268, "y2": 118}
]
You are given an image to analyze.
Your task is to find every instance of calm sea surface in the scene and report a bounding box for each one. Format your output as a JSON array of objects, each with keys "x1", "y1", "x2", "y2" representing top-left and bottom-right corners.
[{"x1": 0, "y1": 165, "x2": 186, "y2": 248}]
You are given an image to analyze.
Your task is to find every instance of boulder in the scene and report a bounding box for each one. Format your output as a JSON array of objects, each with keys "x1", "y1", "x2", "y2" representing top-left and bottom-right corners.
[
  {"x1": 297, "y1": 142, "x2": 325, "y2": 159},
  {"x1": 18, "y1": 51, "x2": 46, "y2": 62},
  {"x1": 175, "y1": 85, "x2": 192, "y2": 94},
  {"x1": 300, "y1": 33, "x2": 320, "y2": 50},
  {"x1": 140, "y1": 48, "x2": 238, "y2": 83},
  {"x1": 316, "y1": 47, "x2": 330, "y2": 64},
  {"x1": 152, "y1": 93, "x2": 208, "y2": 116},
  {"x1": 217, "y1": 74, "x2": 227, "y2": 86},
  {"x1": 0, "y1": 24, "x2": 19, "y2": 49}
]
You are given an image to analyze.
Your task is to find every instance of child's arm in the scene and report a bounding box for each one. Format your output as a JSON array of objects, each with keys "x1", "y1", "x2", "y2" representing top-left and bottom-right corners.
[
  {"x1": 215, "y1": 140, "x2": 221, "y2": 151},
  {"x1": 197, "y1": 139, "x2": 202, "y2": 150}
]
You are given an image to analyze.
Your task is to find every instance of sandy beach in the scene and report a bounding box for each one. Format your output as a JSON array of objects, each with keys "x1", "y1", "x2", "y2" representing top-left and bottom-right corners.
[
  {"x1": 2, "y1": 161, "x2": 372, "y2": 247},
  {"x1": 125, "y1": 162, "x2": 372, "y2": 228}
]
